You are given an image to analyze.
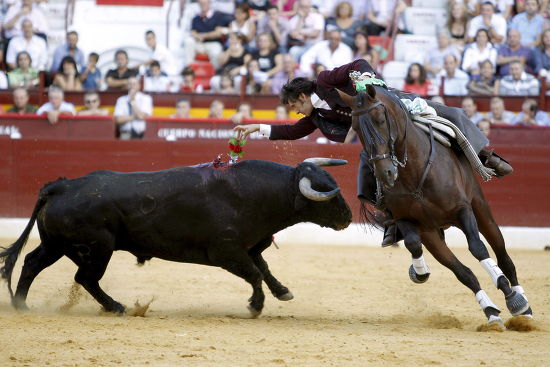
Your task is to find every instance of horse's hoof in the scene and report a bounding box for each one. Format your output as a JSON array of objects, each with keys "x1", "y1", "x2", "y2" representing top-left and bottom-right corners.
[
  {"x1": 247, "y1": 305, "x2": 262, "y2": 318},
  {"x1": 409, "y1": 265, "x2": 430, "y2": 284},
  {"x1": 505, "y1": 291, "x2": 530, "y2": 316},
  {"x1": 521, "y1": 307, "x2": 533, "y2": 317},
  {"x1": 276, "y1": 291, "x2": 294, "y2": 301}
]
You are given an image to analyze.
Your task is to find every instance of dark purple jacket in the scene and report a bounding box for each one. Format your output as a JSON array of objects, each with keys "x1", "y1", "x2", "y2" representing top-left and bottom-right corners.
[{"x1": 270, "y1": 59, "x2": 376, "y2": 143}]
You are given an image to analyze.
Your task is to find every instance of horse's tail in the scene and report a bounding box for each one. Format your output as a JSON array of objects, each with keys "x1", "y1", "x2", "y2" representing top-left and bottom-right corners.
[{"x1": 0, "y1": 180, "x2": 61, "y2": 299}]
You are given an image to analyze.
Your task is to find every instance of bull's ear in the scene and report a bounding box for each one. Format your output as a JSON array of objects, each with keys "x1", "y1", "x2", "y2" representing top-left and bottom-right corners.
[{"x1": 366, "y1": 84, "x2": 376, "y2": 100}]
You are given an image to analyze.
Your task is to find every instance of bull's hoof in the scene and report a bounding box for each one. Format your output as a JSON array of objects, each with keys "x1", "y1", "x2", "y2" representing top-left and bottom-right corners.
[
  {"x1": 276, "y1": 291, "x2": 294, "y2": 301},
  {"x1": 12, "y1": 298, "x2": 29, "y2": 311},
  {"x1": 408, "y1": 265, "x2": 430, "y2": 284},
  {"x1": 506, "y1": 291, "x2": 529, "y2": 316},
  {"x1": 102, "y1": 302, "x2": 126, "y2": 315},
  {"x1": 247, "y1": 305, "x2": 262, "y2": 318}
]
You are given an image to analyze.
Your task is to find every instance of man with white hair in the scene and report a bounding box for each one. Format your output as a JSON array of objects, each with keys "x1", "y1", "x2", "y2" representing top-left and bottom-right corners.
[
  {"x1": 36, "y1": 86, "x2": 76, "y2": 125},
  {"x1": 114, "y1": 77, "x2": 153, "y2": 139},
  {"x1": 6, "y1": 19, "x2": 47, "y2": 70}
]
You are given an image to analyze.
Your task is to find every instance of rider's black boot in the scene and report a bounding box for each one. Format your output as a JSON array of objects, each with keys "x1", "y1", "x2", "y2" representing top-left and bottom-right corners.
[
  {"x1": 381, "y1": 224, "x2": 399, "y2": 247},
  {"x1": 479, "y1": 149, "x2": 513, "y2": 177}
]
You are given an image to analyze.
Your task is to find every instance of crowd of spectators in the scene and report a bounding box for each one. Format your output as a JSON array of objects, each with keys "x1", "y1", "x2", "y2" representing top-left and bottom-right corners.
[{"x1": 0, "y1": 0, "x2": 548, "y2": 139}]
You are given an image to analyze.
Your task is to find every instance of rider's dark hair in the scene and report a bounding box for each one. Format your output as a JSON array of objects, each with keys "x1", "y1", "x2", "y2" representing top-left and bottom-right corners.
[{"x1": 280, "y1": 77, "x2": 315, "y2": 104}]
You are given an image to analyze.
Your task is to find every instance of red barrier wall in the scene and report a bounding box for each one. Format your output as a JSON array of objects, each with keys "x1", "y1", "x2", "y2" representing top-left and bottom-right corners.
[{"x1": 1, "y1": 123, "x2": 549, "y2": 226}]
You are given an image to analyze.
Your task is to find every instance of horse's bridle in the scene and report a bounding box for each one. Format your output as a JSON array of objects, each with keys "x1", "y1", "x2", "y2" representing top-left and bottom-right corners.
[{"x1": 353, "y1": 96, "x2": 408, "y2": 168}]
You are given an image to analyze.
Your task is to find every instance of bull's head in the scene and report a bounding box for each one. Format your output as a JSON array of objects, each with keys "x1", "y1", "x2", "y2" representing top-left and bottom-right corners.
[{"x1": 295, "y1": 158, "x2": 352, "y2": 230}]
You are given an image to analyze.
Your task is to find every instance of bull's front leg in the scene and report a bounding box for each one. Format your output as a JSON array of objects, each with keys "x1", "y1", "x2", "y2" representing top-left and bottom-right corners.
[{"x1": 208, "y1": 240, "x2": 265, "y2": 318}]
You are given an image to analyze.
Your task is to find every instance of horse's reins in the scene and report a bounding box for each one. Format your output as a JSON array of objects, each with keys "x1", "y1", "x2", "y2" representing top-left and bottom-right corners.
[
  {"x1": 353, "y1": 99, "x2": 408, "y2": 168},
  {"x1": 354, "y1": 94, "x2": 436, "y2": 200}
]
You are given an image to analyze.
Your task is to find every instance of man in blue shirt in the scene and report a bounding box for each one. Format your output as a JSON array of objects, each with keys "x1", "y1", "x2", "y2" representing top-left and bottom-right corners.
[
  {"x1": 497, "y1": 29, "x2": 534, "y2": 77},
  {"x1": 509, "y1": 0, "x2": 545, "y2": 47},
  {"x1": 50, "y1": 31, "x2": 86, "y2": 73},
  {"x1": 182, "y1": 0, "x2": 232, "y2": 68}
]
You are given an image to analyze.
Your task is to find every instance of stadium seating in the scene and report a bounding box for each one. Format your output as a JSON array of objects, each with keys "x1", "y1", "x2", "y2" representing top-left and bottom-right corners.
[
  {"x1": 382, "y1": 61, "x2": 411, "y2": 90},
  {"x1": 393, "y1": 34, "x2": 437, "y2": 64},
  {"x1": 404, "y1": 7, "x2": 448, "y2": 35}
]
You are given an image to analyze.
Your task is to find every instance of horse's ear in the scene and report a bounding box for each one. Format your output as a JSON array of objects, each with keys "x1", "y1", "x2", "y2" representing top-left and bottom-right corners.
[{"x1": 366, "y1": 84, "x2": 377, "y2": 100}]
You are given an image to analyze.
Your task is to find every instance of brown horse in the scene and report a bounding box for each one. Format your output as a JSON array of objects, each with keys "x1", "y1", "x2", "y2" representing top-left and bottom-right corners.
[{"x1": 339, "y1": 85, "x2": 532, "y2": 328}]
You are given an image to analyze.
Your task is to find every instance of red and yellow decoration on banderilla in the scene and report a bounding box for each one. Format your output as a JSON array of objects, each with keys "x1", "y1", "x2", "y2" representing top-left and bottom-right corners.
[{"x1": 228, "y1": 138, "x2": 247, "y2": 159}]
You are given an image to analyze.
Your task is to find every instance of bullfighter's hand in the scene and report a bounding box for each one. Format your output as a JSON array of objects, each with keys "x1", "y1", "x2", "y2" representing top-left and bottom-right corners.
[{"x1": 233, "y1": 124, "x2": 260, "y2": 140}]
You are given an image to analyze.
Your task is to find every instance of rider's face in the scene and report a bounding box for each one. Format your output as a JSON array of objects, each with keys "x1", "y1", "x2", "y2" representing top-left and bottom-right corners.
[{"x1": 288, "y1": 94, "x2": 313, "y2": 116}]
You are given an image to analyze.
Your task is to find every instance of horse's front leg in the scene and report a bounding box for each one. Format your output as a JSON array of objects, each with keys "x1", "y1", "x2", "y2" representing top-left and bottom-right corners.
[
  {"x1": 396, "y1": 220, "x2": 430, "y2": 283},
  {"x1": 421, "y1": 230, "x2": 504, "y2": 329},
  {"x1": 457, "y1": 206, "x2": 529, "y2": 317}
]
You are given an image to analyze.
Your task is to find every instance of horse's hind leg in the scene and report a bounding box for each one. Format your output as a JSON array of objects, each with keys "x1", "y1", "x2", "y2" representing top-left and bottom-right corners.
[
  {"x1": 13, "y1": 242, "x2": 63, "y2": 310},
  {"x1": 457, "y1": 206, "x2": 529, "y2": 316},
  {"x1": 472, "y1": 196, "x2": 532, "y2": 316},
  {"x1": 421, "y1": 230, "x2": 503, "y2": 326},
  {"x1": 397, "y1": 221, "x2": 430, "y2": 283}
]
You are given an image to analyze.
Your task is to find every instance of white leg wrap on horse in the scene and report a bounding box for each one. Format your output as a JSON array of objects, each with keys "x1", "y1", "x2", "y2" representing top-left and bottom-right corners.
[
  {"x1": 512, "y1": 285, "x2": 528, "y2": 301},
  {"x1": 476, "y1": 290, "x2": 500, "y2": 311},
  {"x1": 480, "y1": 258, "x2": 504, "y2": 287},
  {"x1": 488, "y1": 315, "x2": 502, "y2": 324},
  {"x1": 412, "y1": 255, "x2": 430, "y2": 275}
]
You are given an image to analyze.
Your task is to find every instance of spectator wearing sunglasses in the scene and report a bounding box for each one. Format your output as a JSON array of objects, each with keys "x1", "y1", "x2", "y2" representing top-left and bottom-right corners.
[{"x1": 77, "y1": 91, "x2": 109, "y2": 116}]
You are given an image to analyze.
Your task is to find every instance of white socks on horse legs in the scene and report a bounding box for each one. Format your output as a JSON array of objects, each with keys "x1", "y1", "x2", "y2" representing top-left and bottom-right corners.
[
  {"x1": 476, "y1": 290, "x2": 500, "y2": 312},
  {"x1": 412, "y1": 255, "x2": 430, "y2": 275},
  {"x1": 480, "y1": 258, "x2": 504, "y2": 287}
]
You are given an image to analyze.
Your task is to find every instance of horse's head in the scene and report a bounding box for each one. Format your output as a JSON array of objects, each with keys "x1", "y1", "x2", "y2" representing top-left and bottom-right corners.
[{"x1": 338, "y1": 85, "x2": 404, "y2": 189}]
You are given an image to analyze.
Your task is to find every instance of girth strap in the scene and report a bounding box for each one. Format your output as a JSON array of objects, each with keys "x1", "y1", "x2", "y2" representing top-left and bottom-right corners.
[{"x1": 414, "y1": 123, "x2": 436, "y2": 200}]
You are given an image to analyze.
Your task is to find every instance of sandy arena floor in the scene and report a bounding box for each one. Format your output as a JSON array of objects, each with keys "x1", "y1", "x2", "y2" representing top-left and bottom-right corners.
[{"x1": 0, "y1": 239, "x2": 549, "y2": 367}]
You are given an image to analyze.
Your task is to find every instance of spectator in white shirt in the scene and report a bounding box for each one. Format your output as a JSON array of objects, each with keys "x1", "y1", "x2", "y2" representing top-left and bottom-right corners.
[
  {"x1": 6, "y1": 19, "x2": 47, "y2": 70},
  {"x1": 114, "y1": 77, "x2": 153, "y2": 139},
  {"x1": 366, "y1": 0, "x2": 406, "y2": 36},
  {"x1": 143, "y1": 60, "x2": 172, "y2": 92},
  {"x1": 499, "y1": 60, "x2": 540, "y2": 96},
  {"x1": 461, "y1": 28, "x2": 497, "y2": 75},
  {"x1": 299, "y1": 29, "x2": 353, "y2": 77},
  {"x1": 437, "y1": 54, "x2": 470, "y2": 96},
  {"x1": 466, "y1": 1, "x2": 507, "y2": 45},
  {"x1": 423, "y1": 30, "x2": 462, "y2": 77},
  {"x1": 3, "y1": 0, "x2": 48, "y2": 39},
  {"x1": 287, "y1": 0, "x2": 325, "y2": 61},
  {"x1": 135, "y1": 30, "x2": 177, "y2": 76},
  {"x1": 36, "y1": 86, "x2": 76, "y2": 125},
  {"x1": 485, "y1": 96, "x2": 515, "y2": 125}
]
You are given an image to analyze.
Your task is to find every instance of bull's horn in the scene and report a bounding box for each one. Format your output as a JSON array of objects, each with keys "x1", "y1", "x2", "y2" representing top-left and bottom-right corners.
[
  {"x1": 303, "y1": 158, "x2": 348, "y2": 166},
  {"x1": 299, "y1": 177, "x2": 340, "y2": 202}
]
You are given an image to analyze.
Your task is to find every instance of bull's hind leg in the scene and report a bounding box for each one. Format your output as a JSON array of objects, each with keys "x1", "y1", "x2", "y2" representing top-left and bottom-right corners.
[
  {"x1": 249, "y1": 237, "x2": 293, "y2": 301},
  {"x1": 457, "y1": 206, "x2": 529, "y2": 316},
  {"x1": 208, "y1": 242, "x2": 265, "y2": 317},
  {"x1": 12, "y1": 243, "x2": 63, "y2": 310},
  {"x1": 397, "y1": 221, "x2": 430, "y2": 283},
  {"x1": 472, "y1": 197, "x2": 532, "y2": 316},
  {"x1": 421, "y1": 230, "x2": 503, "y2": 327},
  {"x1": 65, "y1": 240, "x2": 124, "y2": 314}
]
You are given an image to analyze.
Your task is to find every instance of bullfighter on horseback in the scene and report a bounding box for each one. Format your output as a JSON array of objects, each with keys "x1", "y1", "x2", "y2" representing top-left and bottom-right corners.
[{"x1": 234, "y1": 59, "x2": 513, "y2": 247}]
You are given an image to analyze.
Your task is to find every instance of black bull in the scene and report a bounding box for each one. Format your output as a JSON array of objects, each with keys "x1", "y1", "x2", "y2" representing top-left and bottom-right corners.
[{"x1": 0, "y1": 159, "x2": 352, "y2": 317}]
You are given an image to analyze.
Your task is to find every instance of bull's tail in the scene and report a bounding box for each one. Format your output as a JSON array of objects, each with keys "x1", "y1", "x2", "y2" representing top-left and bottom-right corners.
[{"x1": 0, "y1": 190, "x2": 49, "y2": 299}]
